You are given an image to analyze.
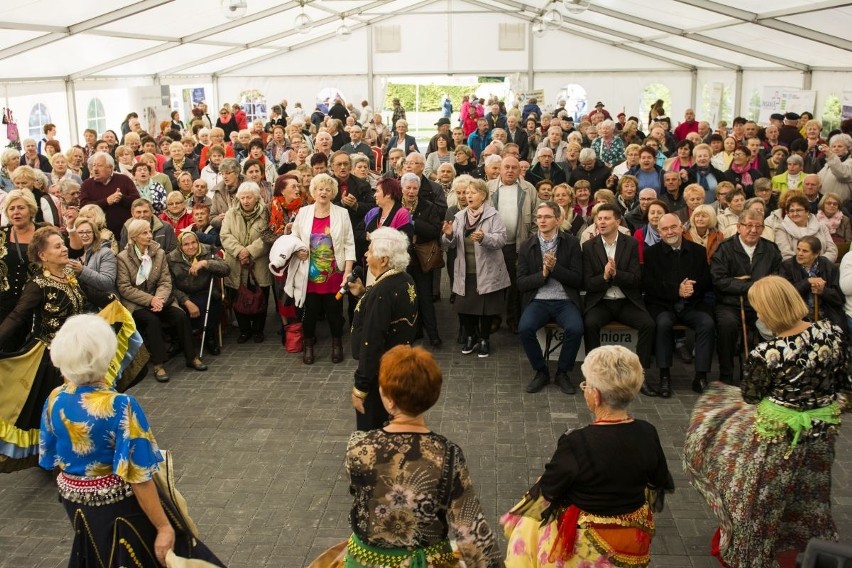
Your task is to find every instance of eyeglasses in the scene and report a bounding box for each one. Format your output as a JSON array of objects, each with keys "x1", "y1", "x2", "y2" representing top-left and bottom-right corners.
[
  {"x1": 739, "y1": 224, "x2": 764, "y2": 231},
  {"x1": 167, "y1": 201, "x2": 185, "y2": 206},
  {"x1": 787, "y1": 208, "x2": 806, "y2": 214},
  {"x1": 76, "y1": 230, "x2": 94, "y2": 236}
]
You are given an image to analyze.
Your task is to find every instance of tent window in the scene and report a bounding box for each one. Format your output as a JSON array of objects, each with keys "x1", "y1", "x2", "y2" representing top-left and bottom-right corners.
[
  {"x1": 239, "y1": 89, "x2": 266, "y2": 125},
  {"x1": 87, "y1": 98, "x2": 107, "y2": 135},
  {"x1": 822, "y1": 95, "x2": 841, "y2": 136},
  {"x1": 556, "y1": 84, "x2": 587, "y2": 122},
  {"x1": 700, "y1": 82, "x2": 733, "y2": 128},
  {"x1": 28, "y1": 103, "x2": 51, "y2": 139},
  {"x1": 747, "y1": 89, "x2": 761, "y2": 122}
]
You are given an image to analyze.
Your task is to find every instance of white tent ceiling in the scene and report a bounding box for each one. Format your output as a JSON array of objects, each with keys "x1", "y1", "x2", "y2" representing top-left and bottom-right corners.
[{"x1": 0, "y1": 0, "x2": 850, "y2": 81}]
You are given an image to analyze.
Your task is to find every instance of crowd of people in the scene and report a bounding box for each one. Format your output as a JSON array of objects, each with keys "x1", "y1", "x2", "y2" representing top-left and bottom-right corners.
[{"x1": 1, "y1": 93, "x2": 851, "y2": 567}]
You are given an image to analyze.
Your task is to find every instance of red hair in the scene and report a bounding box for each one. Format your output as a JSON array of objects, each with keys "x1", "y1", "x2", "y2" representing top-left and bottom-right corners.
[{"x1": 379, "y1": 345, "x2": 442, "y2": 415}]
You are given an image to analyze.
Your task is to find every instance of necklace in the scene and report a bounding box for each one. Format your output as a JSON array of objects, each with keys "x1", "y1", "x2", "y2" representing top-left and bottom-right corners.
[{"x1": 593, "y1": 416, "x2": 632, "y2": 424}]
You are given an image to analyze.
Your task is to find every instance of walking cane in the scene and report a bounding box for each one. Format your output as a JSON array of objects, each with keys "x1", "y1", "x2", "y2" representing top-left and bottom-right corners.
[
  {"x1": 814, "y1": 294, "x2": 820, "y2": 322},
  {"x1": 739, "y1": 294, "x2": 749, "y2": 362},
  {"x1": 199, "y1": 267, "x2": 215, "y2": 359}
]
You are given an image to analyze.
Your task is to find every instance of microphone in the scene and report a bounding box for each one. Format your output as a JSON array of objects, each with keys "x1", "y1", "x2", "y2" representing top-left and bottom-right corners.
[{"x1": 336, "y1": 266, "x2": 363, "y2": 300}]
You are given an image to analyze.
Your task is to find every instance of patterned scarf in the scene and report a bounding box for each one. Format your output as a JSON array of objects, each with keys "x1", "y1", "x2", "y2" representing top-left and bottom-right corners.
[
  {"x1": 465, "y1": 203, "x2": 485, "y2": 230},
  {"x1": 817, "y1": 210, "x2": 843, "y2": 235},
  {"x1": 730, "y1": 162, "x2": 753, "y2": 187},
  {"x1": 403, "y1": 197, "x2": 418, "y2": 215}
]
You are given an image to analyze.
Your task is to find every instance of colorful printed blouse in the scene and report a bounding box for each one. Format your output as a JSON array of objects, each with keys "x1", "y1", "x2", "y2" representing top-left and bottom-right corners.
[
  {"x1": 39, "y1": 384, "x2": 162, "y2": 482},
  {"x1": 743, "y1": 319, "x2": 850, "y2": 440},
  {"x1": 346, "y1": 429, "x2": 501, "y2": 568}
]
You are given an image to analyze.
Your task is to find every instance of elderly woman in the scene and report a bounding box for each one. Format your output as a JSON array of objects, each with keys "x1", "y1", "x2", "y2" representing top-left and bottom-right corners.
[
  {"x1": 287, "y1": 174, "x2": 355, "y2": 364},
  {"x1": 219, "y1": 181, "x2": 271, "y2": 344},
  {"x1": 156, "y1": 193, "x2": 191, "y2": 238},
  {"x1": 723, "y1": 197, "x2": 775, "y2": 241},
  {"x1": 137, "y1": 152, "x2": 173, "y2": 195},
  {"x1": 780, "y1": 235, "x2": 845, "y2": 329},
  {"x1": 686, "y1": 276, "x2": 849, "y2": 567},
  {"x1": 0, "y1": 148, "x2": 20, "y2": 190},
  {"x1": 775, "y1": 193, "x2": 837, "y2": 262},
  {"x1": 356, "y1": 178, "x2": 413, "y2": 269},
  {"x1": 167, "y1": 231, "x2": 230, "y2": 356},
  {"x1": 242, "y1": 157, "x2": 273, "y2": 204},
  {"x1": 174, "y1": 170, "x2": 194, "y2": 199},
  {"x1": 78, "y1": 203, "x2": 119, "y2": 254},
  {"x1": 323, "y1": 345, "x2": 500, "y2": 566},
  {"x1": 684, "y1": 204, "x2": 723, "y2": 262},
  {"x1": 117, "y1": 218, "x2": 207, "y2": 382},
  {"x1": 209, "y1": 157, "x2": 243, "y2": 229},
  {"x1": 343, "y1": 229, "x2": 420, "y2": 430},
  {"x1": 615, "y1": 174, "x2": 639, "y2": 214},
  {"x1": 397, "y1": 172, "x2": 444, "y2": 347},
  {"x1": 68, "y1": 216, "x2": 117, "y2": 297},
  {"x1": 612, "y1": 142, "x2": 640, "y2": 177},
  {"x1": 39, "y1": 314, "x2": 224, "y2": 567},
  {"x1": 590, "y1": 119, "x2": 625, "y2": 167},
  {"x1": 817, "y1": 192, "x2": 852, "y2": 244},
  {"x1": 818, "y1": 133, "x2": 852, "y2": 203},
  {"x1": 442, "y1": 176, "x2": 510, "y2": 357},
  {"x1": 350, "y1": 152, "x2": 380, "y2": 189},
  {"x1": 453, "y1": 144, "x2": 477, "y2": 176},
  {"x1": 771, "y1": 154, "x2": 805, "y2": 193},
  {"x1": 131, "y1": 161, "x2": 167, "y2": 214},
  {"x1": 767, "y1": 145, "x2": 790, "y2": 178},
  {"x1": 664, "y1": 139, "x2": 695, "y2": 173},
  {"x1": 628, "y1": 145, "x2": 664, "y2": 195},
  {"x1": 364, "y1": 112, "x2": 388, "y2": 148},
  {"x1": 724, "y1": 145, "x2": 762, "y2": 197},
  {"x1": 114, "y1": 144, "x2": 135, "y2": 176},
  {"x1": 425, "y1": 133, "x2": 455, "y2": 180},
  {"x1": 552, "y1": 184, "x2": 584, "y2": 236},
  {"x1": 503, "y1": 345, "x2": 674, "y2": 567},
  {"x1": 48, "y1": 151, "x2": 82, "y2": 188},
  {"x1": 633, "y1": 199, "x2": 669, "y2": 264},
  {"x1": 716, "y1": 187, "x2": 747, "y2": 233},
  {"x1": 10, "y1": 165, "x2": 57, "y2": 225}
]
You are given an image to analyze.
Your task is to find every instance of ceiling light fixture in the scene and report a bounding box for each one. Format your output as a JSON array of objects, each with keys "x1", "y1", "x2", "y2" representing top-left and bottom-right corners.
[
  {"x1": 532, "y1": 18, "x2": 547, "y2": 38},
  {"x1": 294, "y1": 2, "x2": 313, "y2": 34},
  {"x1": 336, "y1": 16, "x2": 352, "y2": 40},
  {"x1": 221, "y1": 0, "x2": 247, "y2": 20},
  {"x1": 543, "y1": 3, "x2": 564, "y2": 29},
  {"x1": 563, "y1": 0, "x2": 591, "y2": 15}
]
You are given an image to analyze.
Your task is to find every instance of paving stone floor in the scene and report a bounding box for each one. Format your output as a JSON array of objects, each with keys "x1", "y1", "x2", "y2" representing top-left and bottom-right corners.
[{"x1": 1, "y1": 281, "x2": 851, "y2": 567}]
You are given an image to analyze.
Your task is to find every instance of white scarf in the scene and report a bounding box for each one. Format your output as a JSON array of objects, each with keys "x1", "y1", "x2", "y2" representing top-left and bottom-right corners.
[{"x1": 135, "y1": 245, "x2": 152, "y2": 285}]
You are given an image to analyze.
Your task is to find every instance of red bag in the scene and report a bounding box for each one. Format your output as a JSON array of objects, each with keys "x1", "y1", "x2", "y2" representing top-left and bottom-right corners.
[
  {"x1": 284, "y1": 322, "x2": 304, "y2": 353},
  {"x1": 233, "y1": 271, "x2": 265, "y2": 315}
]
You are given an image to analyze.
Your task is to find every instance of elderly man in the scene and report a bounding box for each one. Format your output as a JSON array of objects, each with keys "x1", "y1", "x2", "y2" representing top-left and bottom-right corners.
[
  {"x1": 403, "y1": 152, "x2": 446, "y2": 211},
  {"x1": 485, "y1": 102, "x2": 507, "y2": 131},
  {"x1": 383, "y1": 119, "x2": 419, "y2": 157},
  {"x1": 698, "y1": 120, "x2": 712, "y2": 143},
  {"x1": 467, "y1": 118, "x2": 492, "y2": 160},
  {"x1": 711, "y1": 209, "x2": 781, "y2": 384},
  {"x1": 330, "y1": 150, "x2": 375, "y2": 225},
  {"x1": 643, "y1": 213, "x2": 715, "y2": 396},
  {"x1": 505, "y1": 114, "x2": 529, "y2": 162},
  {"x1": 426, "y1": 117, "x2": 454, "y2": 154},
  {"x1": 625, "y1": 188, "x2": 659, "y2": 233},
  {"x1": 488, "y1": 155, "x2": 537, "y2": 334},
  {"x1": 800, "y1": 173, "x2": 823, "y2": 213},
  {"x1": 57, "y1": 179, "x2": 81, "y2": 231},
  {"x1": 567, "y1": 148, "x2": 614, "y2": 194},
  {"x1": 20, "y1": 138, "x2": 52, "y2": 173},
  {"x1": 517, "y1": 201, "x2": 584, "y2": 395},
  {"x1": 525, "y1": 147, "x2": 566, "y2": 186},
  {"x1": 659, "y1": 170, "x2": 685, "y2": 213},
  {"x1": 491, "y1": 128, "x2": 507, "y2": 145},
  {"x1": 80, "y1": 152, "x2": 140, "y2": 236},
  {"x1": 582, "y1": 203, "x2": 657, "y2": 395},
  {"x1": 482, "y1": 155, "x2": 502, "y2": 181},
  {"x1": 313, "y1": 131, "x2": 334, "y2": 158},
  {"x1": 779, "y1": 112, "x2": 804, "y2": 148},
  {"x1": 674, "y1": 108, "x2": 698, "y2": 142},
  {"x1": 341, "y1": 126, "x2": 374, "y2": 169}
]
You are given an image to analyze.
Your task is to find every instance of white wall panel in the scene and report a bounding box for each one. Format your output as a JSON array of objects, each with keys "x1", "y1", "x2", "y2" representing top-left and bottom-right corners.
[
  {"x1": 230, "y1": 28, "x2": 369, "y2": 76},
  {"x1": 533, "y1": 32, "x2": 681, "y2": 72}
]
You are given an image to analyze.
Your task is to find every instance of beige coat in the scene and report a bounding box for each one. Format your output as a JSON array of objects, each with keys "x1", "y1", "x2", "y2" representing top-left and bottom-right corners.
[
  {"x1": 115, "y1": 241, "x2": 177, "y2": 312},
  {"x1": 219, "y1": 205, "x2": 272, "y2": 289}
]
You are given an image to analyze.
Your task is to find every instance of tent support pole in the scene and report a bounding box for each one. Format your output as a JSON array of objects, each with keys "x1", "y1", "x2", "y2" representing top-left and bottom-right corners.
[
  {"x1": 528, "y1": 22, "x2": 535, "y2": 93},
  {"x1": 65, "y1": 79, "x2": 79, "y2": 146},
  {"x1": 213, "y1": 75, "x2": 220, "y2": 114},
  {"x1": 802, "y1": 70, "x2": 812, "y2": 90},
  {"x1": 367, "y1": 25, "x2": 374, "y2": 107},
  {"x1": 690, "y1": 69, "x2": 697, "y2": 113},
  {"x1": 734, "y1": 69, "x2": 743, "y2": 118}
]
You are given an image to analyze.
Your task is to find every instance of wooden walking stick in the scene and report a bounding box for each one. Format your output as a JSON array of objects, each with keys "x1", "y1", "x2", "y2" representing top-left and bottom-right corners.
[
  {"x1": 739, "y1": 294, "x2": 749, "y2": 362},
  {"x1": 814, "y1": 293, "x2": 820, "y2": 322}
]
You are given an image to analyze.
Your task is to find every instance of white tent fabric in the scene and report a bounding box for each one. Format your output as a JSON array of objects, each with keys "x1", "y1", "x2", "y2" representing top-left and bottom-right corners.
[{"x1": 0, "y1": 0, "x2": 849, "y2": 145}]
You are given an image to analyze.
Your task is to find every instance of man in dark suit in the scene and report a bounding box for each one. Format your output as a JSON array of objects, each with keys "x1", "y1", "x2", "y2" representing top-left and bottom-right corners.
[
  {"x1": 505, "y1": 114, "x2": 529, "y2": 162},
  {"x1": 517, "y1": 201, "x2": 584, "y2": 395},
  {"x1": 403, "y1": 152, "x2": 447, "y2": 213},
  {"x1": 582, "y1": 203, "x2": 657, "y2": 395},
  {"x1": 330, "y1": 150, "x2": 374, "y2": 226},
  {"x1": 710, "y1": 208, "x2": 782, "y2": 383},
  {"x1": 643, "y1": 214, "x2": 715, "y2": 396}
]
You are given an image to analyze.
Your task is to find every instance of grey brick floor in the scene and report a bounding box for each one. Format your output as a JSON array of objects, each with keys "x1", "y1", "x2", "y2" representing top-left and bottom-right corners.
[{"x1": 1, "y1": 281, "x2": 850, "y2": 567}]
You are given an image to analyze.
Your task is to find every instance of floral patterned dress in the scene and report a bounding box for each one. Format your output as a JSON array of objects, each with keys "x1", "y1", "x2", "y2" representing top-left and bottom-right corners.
[
  {"x1": 345, "y1": 429, "x2": 501, "y2": 567},
  {"x1": 684, "y1": 319, "x2": 850, "y2": 567}
]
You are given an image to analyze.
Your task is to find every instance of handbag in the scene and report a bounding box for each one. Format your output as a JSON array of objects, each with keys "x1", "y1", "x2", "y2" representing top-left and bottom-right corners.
[
  {"x1": 284, "y1": 322, "x2": 304, "y2": 353},
  {"x1": 233, "y1": 270, "x2": 265, "y2": 315},
  {"x1": 4, "y1": 108, "x2": 18, "y2": 143},
  {"x1": 414, "y1": 239, "x2": 445, "y2": 272}
]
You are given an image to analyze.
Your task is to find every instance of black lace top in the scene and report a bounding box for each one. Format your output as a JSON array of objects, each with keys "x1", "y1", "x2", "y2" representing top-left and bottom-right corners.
[
  {"x1": 743, "y1": 319, "x2": 850, "y2": 439},
  {"x1": 346, "y1": 429, "x2": 501, "y2": 567},
  {"x1": 0, "y1": 274, "x2": 85, "y2": 347}
]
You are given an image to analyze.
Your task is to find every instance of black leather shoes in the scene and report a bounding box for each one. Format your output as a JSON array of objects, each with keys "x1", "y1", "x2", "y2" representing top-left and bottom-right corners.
[
  {"x1": 692, "y1": 376, "x2": 709, "y2": 394},
  {"x1": 237, "y1": 333, "x2": 251, "y2": 344},
  {"x1": 461, "y1": 336, "x2": 477, "y2": 354},
  {"x1": 659, "y1": 376, "x2": 672, "y2": 398},
  {"x1": 555, "y1": 371, "x2": 576, "y2": 395},
  {"x1": 206, "y1": 341, "x2": 221, "y2": 356},
  {"x1": 640, "y1": 381, "x2": 659, "y2": 397},
  {"x1": 526, "y1": 370, "x2": 550, "y2": 393}
]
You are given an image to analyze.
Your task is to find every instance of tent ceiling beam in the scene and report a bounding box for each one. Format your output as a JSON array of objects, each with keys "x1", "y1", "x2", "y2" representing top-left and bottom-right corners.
[
  {"x1": 68, "y1": 43, "x2": 179, "y2": 81},
  {"x1": 215, "y1": 0, "x2": 440, "y2": 76},
  {"x1": 474, "y1": 0, "x2": 699, "y2": 70}
]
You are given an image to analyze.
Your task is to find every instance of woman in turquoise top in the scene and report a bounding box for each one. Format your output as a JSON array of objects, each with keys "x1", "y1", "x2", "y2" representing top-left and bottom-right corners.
[{"x1": 40, "y1": 314, "x2": 224, "y2": 567}]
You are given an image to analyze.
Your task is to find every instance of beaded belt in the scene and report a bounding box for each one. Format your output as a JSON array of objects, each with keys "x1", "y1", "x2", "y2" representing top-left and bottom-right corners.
[
  {"x1": 346, "y1": 533, "x2": 456, "y2": 568},
  {"x1": 57, "y1": 472, "x2": 133, "y2": 506}
]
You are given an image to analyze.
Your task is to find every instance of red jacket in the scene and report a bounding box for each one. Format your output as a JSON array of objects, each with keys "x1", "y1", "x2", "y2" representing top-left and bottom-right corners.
[{"x1": 674, "y1": 120, "x2": 699, "y2": 142}]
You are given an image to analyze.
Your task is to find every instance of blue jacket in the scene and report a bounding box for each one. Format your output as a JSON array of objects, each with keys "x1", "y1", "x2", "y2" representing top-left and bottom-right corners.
[{"x1": 467, "y1": 130, "x2": 492, "y2": 160}]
